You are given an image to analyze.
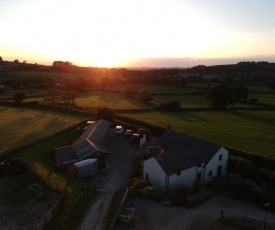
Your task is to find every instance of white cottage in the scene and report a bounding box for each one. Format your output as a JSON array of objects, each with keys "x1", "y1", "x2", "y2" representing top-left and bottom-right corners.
[{"x1": 143, "y1": 130, "x2": 228, "y2": 190}]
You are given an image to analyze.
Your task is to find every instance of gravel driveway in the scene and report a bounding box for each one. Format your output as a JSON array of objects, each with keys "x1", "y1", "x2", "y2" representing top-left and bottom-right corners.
[{"x1": 78, "y1": 130, "x2": 141, "y2": 230}]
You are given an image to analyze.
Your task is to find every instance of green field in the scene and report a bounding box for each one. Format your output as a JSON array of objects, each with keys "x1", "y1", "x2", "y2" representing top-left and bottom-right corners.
[
  {"x1": 0, "y1": 106, "x2": 87, "y2": 153},
  {"x1": 123, "y1": 110, "x2": 275, "y2": 158},
  {"x1": 112, "y1": 84, "x2": 197, "y2": 94},
  {"x1": 76, "y1": 91, "x2": 150, "y2": 109},
  {"x1": 249, "y1": 93, "x2": 275, "y2": 105}
]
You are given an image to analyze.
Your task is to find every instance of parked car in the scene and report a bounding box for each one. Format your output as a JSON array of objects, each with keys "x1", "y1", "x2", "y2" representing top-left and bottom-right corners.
[
  {"x1": 131, "y1": 133, "x2": 140, "y2": 143},
  {"x1": 124, "y1": 129, "x2": 133, "y2": 137},
  {"x1": 115, "y1": 126, "x2": 124, "y2": 134}
]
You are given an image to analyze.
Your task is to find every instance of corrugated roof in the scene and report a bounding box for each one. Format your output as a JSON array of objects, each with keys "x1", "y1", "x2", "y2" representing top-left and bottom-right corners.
[
  {"x1": 152, "y1": 130, "x2": 221, "y2": 176},
  {"x1": 75, "y1": 119, "x2": 112, "y2": 144},
  {"x1": 55, "y1": 146, "x2": 80, "y2": 165},
  {"x1": 55, "y1": 119, "x2": 112, "y2": 166}
]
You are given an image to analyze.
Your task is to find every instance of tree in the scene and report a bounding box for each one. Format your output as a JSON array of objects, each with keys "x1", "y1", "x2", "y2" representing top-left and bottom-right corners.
[
  {"x1": 158, "y1": 100, "x2": 181, "y2": 111},
  {"x1": 139, "y1": 89, "x2": 153, "y2": 103},
  {"x1": 123, "y1": 86, "x2": 137, "y2": 98},
  {"x1": 62, "y1": 91, "x2": 79, "y2": 108},
  {"x1": 268, "y1": 80, "x2": 275, "y2": 91},
  {"x1": 0, "y1": 56, "x2": 2, "y2": 62},
  {"x1": 13, "y1": 92, "x2": 26, "y2": 103},
  {"x1": 46, "y1": 89, "x2": 63, "y2": 105},
  {"x1": 0, "y1": 88, "x2": 5, "y2": 95},
  {"x1": 205, "y1": 84, "x2": 234, "y2": 108},
  {"x1": 233, "y1": 85, "x2": 248, "y2": 101},
  {"x1": 97, "y1": 106, "x2": 115, "y2": 121},
  {"x1": 137, "y1": 127, "x2": 151, "y2": 140},
  {"x1": 14, "y1": 59, "x2": 19, "y2": 63}
]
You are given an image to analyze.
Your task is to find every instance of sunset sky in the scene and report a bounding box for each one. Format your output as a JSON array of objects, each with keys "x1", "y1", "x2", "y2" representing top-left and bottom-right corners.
[{"x1": 1, "y1": 0, "x2": 275, "y2": 67}]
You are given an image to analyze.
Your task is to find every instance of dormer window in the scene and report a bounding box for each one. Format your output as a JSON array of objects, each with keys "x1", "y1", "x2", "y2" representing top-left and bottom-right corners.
[{"x1": 219, "y1": 154, "x2": 222, "y2": 161}]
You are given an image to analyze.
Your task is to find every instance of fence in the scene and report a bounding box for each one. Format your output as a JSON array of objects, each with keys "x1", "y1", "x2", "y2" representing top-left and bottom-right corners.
[
  {"x1": 109, "y1": 186, "x2": 129, "y2": 230},
  {"x1": 220, "y1": 210, "x2": 275, "y2": 230},
  {"x1": 129, "y1": 187, "x2": 214, "y2": 207},
  {"x1": 35, "y1": 194, "x2": 65, "y2": 230}
]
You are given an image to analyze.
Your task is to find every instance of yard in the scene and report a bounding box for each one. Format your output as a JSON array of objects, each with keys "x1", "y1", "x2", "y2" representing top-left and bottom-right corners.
[{"x1": 0, "y1": 169, "x2": 59, "y2": 230}]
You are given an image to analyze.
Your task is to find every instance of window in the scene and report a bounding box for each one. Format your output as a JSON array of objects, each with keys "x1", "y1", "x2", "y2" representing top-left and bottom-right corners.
[
  {"x1": 177, "y1": 169, "x2": 181, "y2": 176},
  {"x1": 219, "y1": 154, "x2": 222, "y2": 161},
  {"x1": 208, "y1": 170, "x2": 212, "y2": 177},
  {"x1": 197, "y1": 172, "x2": 201, "y2": 180}
]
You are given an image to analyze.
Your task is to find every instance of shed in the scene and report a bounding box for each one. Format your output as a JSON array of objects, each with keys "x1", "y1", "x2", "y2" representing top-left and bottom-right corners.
[{"x1": 74, "y1": 159, "x2": 98, "y2": 178}]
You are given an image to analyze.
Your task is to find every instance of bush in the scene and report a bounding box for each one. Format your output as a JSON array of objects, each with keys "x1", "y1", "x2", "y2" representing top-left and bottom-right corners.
[
  {"x1": 233, "y1": 157, "x2": 255, "y2": 178},
  {"x1": 129, "y1": 178, "x2": 149, "y2": 190},
  {"x1": 96, "y1": 106, "x2": 115, "y2": 121},
  {"x1": 13, "y1": 92, "x2": 26, "y2": 103},
  {"x1": 248, "y1": 98, "x2": 258, "y2": 103},
  {"x1": 157, "y1": 100, "x2": 181, "y2": 111}
]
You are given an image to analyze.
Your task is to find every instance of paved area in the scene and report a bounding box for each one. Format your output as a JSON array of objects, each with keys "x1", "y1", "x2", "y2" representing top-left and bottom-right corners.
[
  {"x1": 78, "y1": 130, "x2": 141, "y2": 230},
  {"x1": 116, "y1": 195, "x2": 275, "y2": 230}
]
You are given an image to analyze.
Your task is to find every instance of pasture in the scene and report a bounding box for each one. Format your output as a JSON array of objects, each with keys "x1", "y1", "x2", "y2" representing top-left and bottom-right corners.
[
  {"x1": 76, "y1": 91, "x2": 150, "y2": 109},
  {"x1": 123, "y1": 110, "x2": 275, "y2": 158},
  {"x1": 0, "y1": 106, "x2": 86, "y2": 153}
]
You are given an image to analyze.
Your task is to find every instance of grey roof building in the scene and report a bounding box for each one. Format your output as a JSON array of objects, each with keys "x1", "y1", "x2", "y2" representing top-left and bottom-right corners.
[
  {"x1": 150, "y1": 130, "x2": 221, "y2": 175},
  {"x1": 55, "y1": 119, "x2": 112, "y2": 169}
]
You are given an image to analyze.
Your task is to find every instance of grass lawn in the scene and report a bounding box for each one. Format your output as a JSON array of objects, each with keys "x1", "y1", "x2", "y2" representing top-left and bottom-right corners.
[
  {"x1": 123, "y1": 110, "x2": 275, "y2": 158},
  {"x1": 0, "y1": 106, "x2": 87, "y2": 153}
]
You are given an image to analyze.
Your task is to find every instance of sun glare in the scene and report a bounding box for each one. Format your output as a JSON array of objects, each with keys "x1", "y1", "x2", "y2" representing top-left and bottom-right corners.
[{"x1": 1, "y1": 0, "x2": 274, "y2": 67}]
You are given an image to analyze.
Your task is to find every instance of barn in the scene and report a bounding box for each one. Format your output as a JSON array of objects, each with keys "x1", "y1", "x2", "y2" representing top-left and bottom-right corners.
[{"x1": 55, "y1": 119, "x2": 112, "y2": 170}]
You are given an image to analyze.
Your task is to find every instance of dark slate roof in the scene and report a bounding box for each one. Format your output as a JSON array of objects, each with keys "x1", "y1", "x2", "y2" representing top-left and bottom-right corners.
[
  {"x1": 55, "y1": 146, "x2": 80, "y2": 165},
  {"x1": 55, "y1": 119, "x2": 112, "y2": 165},
  {"x1": 75, "y1": 119, "x2": 112, "y2": 145},
  {"x1": 152, "y1": 130, "x2": 221, "y2": 176}
]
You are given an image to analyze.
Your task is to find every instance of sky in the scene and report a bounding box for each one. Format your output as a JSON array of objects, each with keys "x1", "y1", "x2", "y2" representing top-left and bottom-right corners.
[{"x1": 1, "y1": 0, "x2": 275, "y2": 67}]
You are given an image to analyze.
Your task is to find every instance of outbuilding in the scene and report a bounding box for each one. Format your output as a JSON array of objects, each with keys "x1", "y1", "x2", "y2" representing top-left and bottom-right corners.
[{"x1": 74, "y1": 159, "x2": 98, "y2": 178}]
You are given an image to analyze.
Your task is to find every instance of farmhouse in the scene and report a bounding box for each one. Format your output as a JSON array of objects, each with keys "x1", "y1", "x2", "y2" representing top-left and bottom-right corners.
[
  {"x1": 55, "y1": 119, "x2": 112, "y2": 169},
  {"x1": 143, "y1": 130, "x2": 228, "y2": 190}
]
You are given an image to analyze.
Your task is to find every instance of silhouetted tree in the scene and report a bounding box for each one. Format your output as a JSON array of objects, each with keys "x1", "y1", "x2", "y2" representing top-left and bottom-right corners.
[
  {"x1": 13, "y1": 92, "x2": 26, "y2": 103},
  {"x1": 158, "y1": 100, "x2": 181, "y2": 111},
  {"x1": 0, "y1": 88, "x2": 5, "y2": 95},
  {"x1": 233, "y1": 85, "x2": 248, "y2": 101},
  {"x1": 46, "y1": 89, "x2": 63, "y2": 105},
  {"x1": 268, "y1": 80, "x2": 275, "y2": 91},
  {"x1": 123, "y1": 86, "x2": 137, "y2": 98},
  {"x1": 62, "y1": 91, "x2": 79, "y2": 108},
  {"x1": 205, "y1": 84, "x2": 234, "y2": 108},
  {"x1": 139, "y1": 89, "x2": 153, "y2": 103}
]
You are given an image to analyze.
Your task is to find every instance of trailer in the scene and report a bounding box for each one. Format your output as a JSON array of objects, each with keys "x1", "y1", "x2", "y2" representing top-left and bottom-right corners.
[{"x1": 74, "y1": 159, "x2": 98, "y2": 178}]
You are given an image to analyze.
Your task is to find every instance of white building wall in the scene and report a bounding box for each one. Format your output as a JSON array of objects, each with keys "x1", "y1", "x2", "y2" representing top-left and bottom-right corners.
[
  {"x1": 143, "y1": 158, "x2": 167, "y2": 189},
  {"x1": 204, "y1": 147, "x2": 228, "y2": 183},
  {"x1": 169, "y1": 166, "x2": 197, "y2": 189}
]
